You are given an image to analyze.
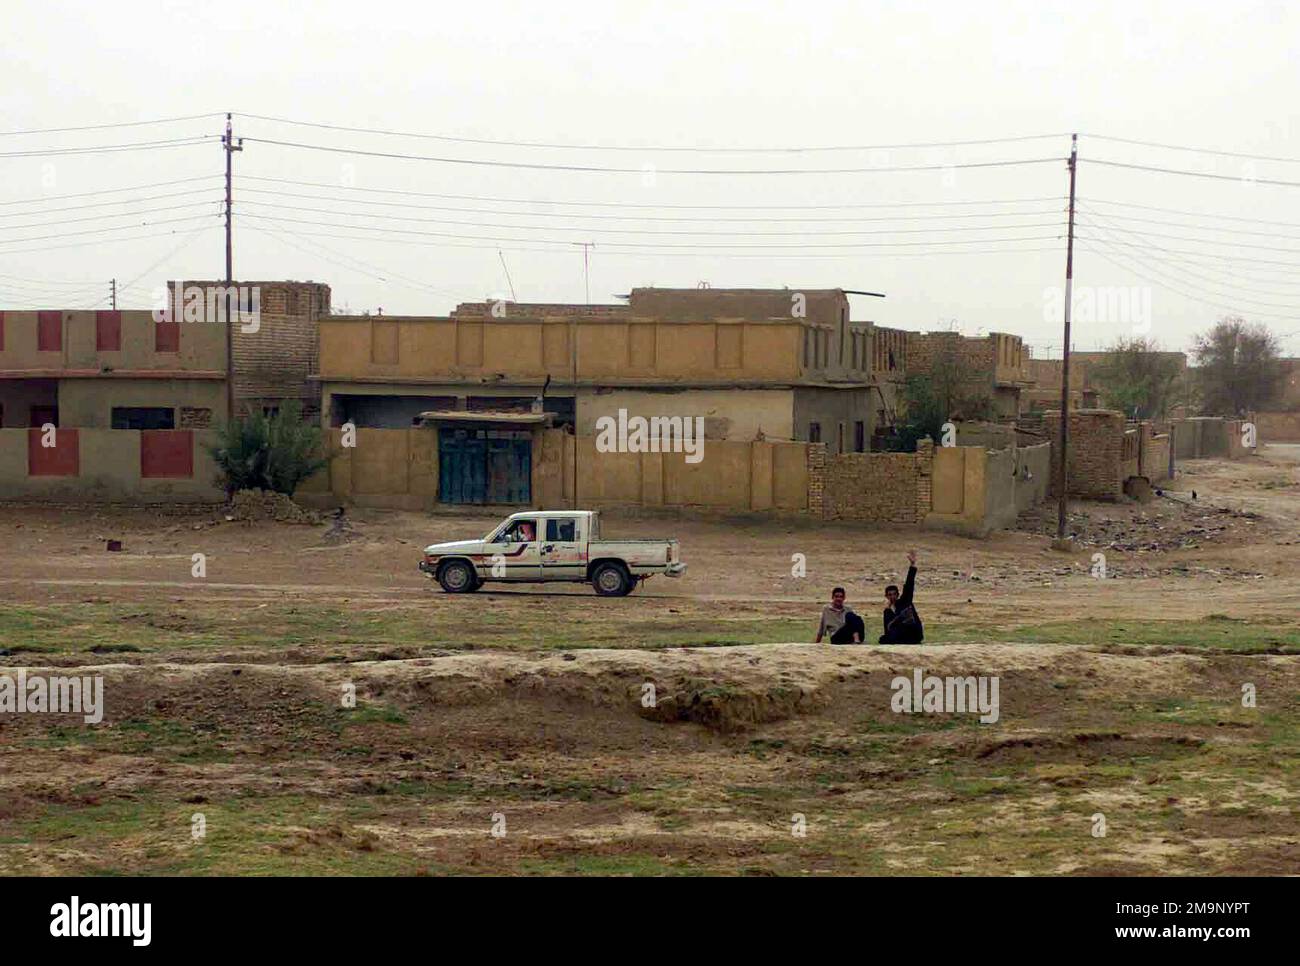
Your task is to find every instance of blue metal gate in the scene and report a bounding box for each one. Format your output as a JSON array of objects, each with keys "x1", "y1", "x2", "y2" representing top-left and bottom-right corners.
[{"x1": 438, "y1": 427, "x2": 532, "y2": 504}]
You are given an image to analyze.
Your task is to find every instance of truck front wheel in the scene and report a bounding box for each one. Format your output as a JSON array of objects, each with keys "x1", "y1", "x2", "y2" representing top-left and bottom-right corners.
[
  {"x1": 591, "y1": 561, "x2": 633, "y2": 597},
  {"x1": 437, "y1": 560, "x2": 480, "y2": 593}
]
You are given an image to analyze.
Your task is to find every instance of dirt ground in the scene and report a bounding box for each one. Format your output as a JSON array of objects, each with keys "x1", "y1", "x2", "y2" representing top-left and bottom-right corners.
[{"x1": 0, "y1": 444, "x2": 1297, "y2": 875}]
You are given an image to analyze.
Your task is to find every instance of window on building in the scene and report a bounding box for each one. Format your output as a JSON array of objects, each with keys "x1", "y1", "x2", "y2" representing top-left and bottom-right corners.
[
  {"x1": 30, "y1": 405, "x2": 58, "y2": 428},
  {"x1": 546, "y1": 518, "x2": 577, "y2": 542},
  {"x1": 854, "y1": 421, "x2": 866, "y2": 452},
  {"x1": 808, "y1": 422, "x2": 821, "y2": 443},
  {"x1": 111, "y1": 407, "x2": 175, "y2": 430},
  {"x1": 838, "y1": 422, "x2": 846, "y2": 454}
]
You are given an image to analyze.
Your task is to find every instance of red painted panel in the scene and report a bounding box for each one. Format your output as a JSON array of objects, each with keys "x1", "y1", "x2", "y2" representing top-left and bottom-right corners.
[
  {"x1": 27, "y1": 427, "x2": 79, "y2": 476},
  {"x1": 140, "y1": 429, "x2": 194, "y2": 478},
  {"x1": 155, "y1": 318, "x2": 180, "y2": 353},
  {"x1": 96, "y1": 310, "x2": 122, "y2": 351},
  {"x1": 37, "y1": 311, "x2": 62, "y2": 352}
]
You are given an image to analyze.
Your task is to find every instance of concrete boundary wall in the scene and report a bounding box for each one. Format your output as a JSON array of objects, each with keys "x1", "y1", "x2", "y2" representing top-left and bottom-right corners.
[
  {"x1": 306, "y1": 427, "x2": 812, "y2": 514},
  {"x1": 308, "y1": 427, "x2": 1051, "y2": 534},
  {"x1": 1251, "y1": 411, "x2": 1300, "y2": 443},
  {"x1": 1170, "y1": 417, "x2": 1258, "y2": 459},
  {"x1": 0, "y1": 428, "x2": 222, "y2": 503}
]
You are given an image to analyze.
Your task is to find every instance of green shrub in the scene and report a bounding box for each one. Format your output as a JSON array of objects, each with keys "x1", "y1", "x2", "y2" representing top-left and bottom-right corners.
[{"x1": 208, "y1": 401, "x2": 327, "y2": 496}]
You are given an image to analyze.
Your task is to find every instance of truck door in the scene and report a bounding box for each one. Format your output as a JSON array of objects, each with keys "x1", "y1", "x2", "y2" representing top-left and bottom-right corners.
[
  {"x1": 486, "y1": 517, "x2": 542, "y2": 581},
  {"x1": 540, "y1": 516, "x2": 585, "y2": 580}
]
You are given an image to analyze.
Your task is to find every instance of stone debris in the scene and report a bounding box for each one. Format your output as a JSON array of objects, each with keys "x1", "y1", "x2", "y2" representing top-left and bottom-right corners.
[{"x1": 226, "y1": 489, "x2": 321, "y2": 525}]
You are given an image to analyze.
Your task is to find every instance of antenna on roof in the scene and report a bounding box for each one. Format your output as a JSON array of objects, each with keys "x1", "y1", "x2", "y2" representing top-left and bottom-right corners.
[{"x1": 497, "y1": 250, "x2": 517, "y2": 302}]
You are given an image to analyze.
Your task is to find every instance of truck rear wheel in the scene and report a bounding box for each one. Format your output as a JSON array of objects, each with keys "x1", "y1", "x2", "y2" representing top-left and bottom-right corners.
[
  {"x1": 437, "y1": 560, "x2": 479, "y2": 593},
  {"x1": 591, "y1": 561, "x2": 633, "y2": 597}
]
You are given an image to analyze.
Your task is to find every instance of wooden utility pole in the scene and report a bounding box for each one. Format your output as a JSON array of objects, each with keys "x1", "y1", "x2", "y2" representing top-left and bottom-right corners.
[
  {"x1": 222, "y1": 113, "x2": 243, "y2": 422},
  {"x1": 1056, "y1": 134, "x2": 1078, "y2": 543}
]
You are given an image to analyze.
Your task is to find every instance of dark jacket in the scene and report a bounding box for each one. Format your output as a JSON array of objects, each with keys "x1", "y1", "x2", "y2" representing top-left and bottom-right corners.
[{"x1": 880, "y1": 566, "x2": 924, "y2": 644}]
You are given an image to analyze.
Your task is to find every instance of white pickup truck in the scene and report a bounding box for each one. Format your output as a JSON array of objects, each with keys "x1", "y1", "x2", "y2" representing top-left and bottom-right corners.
[{"x1": 419, "y1": 510, "x2": 686, "y2": 596}]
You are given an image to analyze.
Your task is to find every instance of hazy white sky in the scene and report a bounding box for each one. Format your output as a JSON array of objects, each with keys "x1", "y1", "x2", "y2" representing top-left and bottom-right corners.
[{"x1": 2, "y1": 0, "x2": 1298, "y2": 356}]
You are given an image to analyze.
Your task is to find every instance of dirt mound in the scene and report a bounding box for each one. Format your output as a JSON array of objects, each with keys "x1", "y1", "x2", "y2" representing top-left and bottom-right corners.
[{"x1": 227, "y1": 489, "x2": 321, "y2": 525}]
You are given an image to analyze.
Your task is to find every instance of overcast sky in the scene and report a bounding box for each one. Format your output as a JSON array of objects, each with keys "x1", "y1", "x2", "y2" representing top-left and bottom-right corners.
[{"x1": 2, "y1": 0, "x2": 1298, "y2": 356}]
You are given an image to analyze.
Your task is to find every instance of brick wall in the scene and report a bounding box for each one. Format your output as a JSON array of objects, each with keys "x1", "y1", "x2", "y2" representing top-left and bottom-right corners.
[
  {"x1": 806, "y1": 443, "x2": 826, "y2": 516},
  {"x1": 1252, "y1": 410, "x2": 1300, "y2": 442},
  {"x1": 1046, "y1": 409, "x2": 1125, "y2": 500},
  {"x1": 180, "y1": 280, "x2": 330, "y2": 417},
  {"x1": 821, "y1": 443, "x2": 930, "y2": 523}
]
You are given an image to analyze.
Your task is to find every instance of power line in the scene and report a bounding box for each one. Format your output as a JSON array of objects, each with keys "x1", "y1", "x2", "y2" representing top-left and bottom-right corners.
[
  {"x1": 0, "y1": 136, "x2": 216, "y2": 158},
  {"x1": 238, "y1": 211, "x2": 1064, "y2": 249},
  {"x1": 238, "y1": 185, "x2": 1064, "y2": 224},
  {"x1": 1080, "y1": 195, "x2": 1300, "y2": 229},
  {"x1": 241, "y1": 215, "x2": 1063, "y2": 258},
  {"x1": 242, "y1": 135, "x2": 1064, "y2": 175},
  {"x1": 237, "y1": 113, "x2": 1071, "y2": 154},
  {"x1": 239, "y1": 174, "x2": 1064, "y2": 210},
  {"x1": 1082, "y1": 242, "x2": 1300, "y2": 310},
  {"x1": 1079, "y1": 243, "x2": 1300, "y2": 321},
  {"x1": 1081, "y1": 157, "x2": 1300, "y2": 188},
  {"x1": 0, "y1": 225, "x2": 218, "y2": 259},
  {"x1": 0, "y1": 175, "x2": 220, "y2": 207},
  {"x1": 1074, "y1": 208, "x2": 1300, "y2": 293},
  {"x1": 115, "y1": 222, "x2": 220, "y2": 294},
  {"x1": 235, "y1": 199, "x2": 1064, "y2": 238},
  {"x1": 1078, "y1": 214, "x2": 1300, "y2": 308},
  {"x1": 1073, "y1": 234, "x2": 1300, "y2": 269},
  {"x1": 1, "y1": 200, "x2": 223, "y2": 231},
  {"x1": 1076, "y1": 204, "x2": 1300, "y2": 241},
  {"x1": 1081, "y1": 133, "x2": 1300, "y2": 165},
  {"x1": 245, "y1": 224, "x2": 462, "y2": 297},
  {"x1": 0, "y1": 112, "x2": 225, "y2": 137},
  {"x1": 0, "y1": 213, "x2": 221, "y2": 247},
  {"x1": 0, "y1": 187, "x2": 221, "y2": 217},
  {"x1": 1075, "y1": 216, "x2": 1300, "y2": 254}
]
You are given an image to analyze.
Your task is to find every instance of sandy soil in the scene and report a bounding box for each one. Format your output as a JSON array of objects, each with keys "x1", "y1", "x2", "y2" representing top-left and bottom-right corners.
[{"x1": 0, "y1": 444, "x2": 1296, "y2": 875}]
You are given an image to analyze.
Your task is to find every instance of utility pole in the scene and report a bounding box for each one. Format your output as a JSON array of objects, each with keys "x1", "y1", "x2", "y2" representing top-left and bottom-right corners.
[
  {"x1": 222, "y1": 112, "x2": 243, "y2": 422},
  {"x1": 109, "y1": 278, "x2": 116, "y2": 310},
  {"x1": 1055, "y1": 134, "x2": 1078, "y2": 544}
]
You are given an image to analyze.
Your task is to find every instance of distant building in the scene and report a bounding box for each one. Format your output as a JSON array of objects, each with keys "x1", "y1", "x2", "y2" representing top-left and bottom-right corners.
[
  {"x1": 905, "y1": 330, "x2": 1032, "y2": 419},
  {"x1": 316, "y1": 286, "x2": 893, "y2": 506}
]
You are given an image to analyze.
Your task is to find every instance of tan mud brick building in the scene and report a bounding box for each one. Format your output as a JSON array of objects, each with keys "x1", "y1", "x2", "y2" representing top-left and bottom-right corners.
[
  {"x1": 905, "y1": 330, "x2": 1032, "y2": 419},
  {"x1": 0, "y1": 308, "x2": 226, "y2": 501},
  {"x1": 0, "y1": 279, "x2": 330, "y2": 503},
  {"x1": 316, "y1": 286, "x2": 893, "y2": 506}
]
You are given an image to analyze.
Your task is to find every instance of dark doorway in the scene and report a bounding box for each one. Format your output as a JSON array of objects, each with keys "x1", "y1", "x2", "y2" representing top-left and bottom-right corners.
[{"x1": 437, "y1": 426, "x2": 532, "y2": 504}]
